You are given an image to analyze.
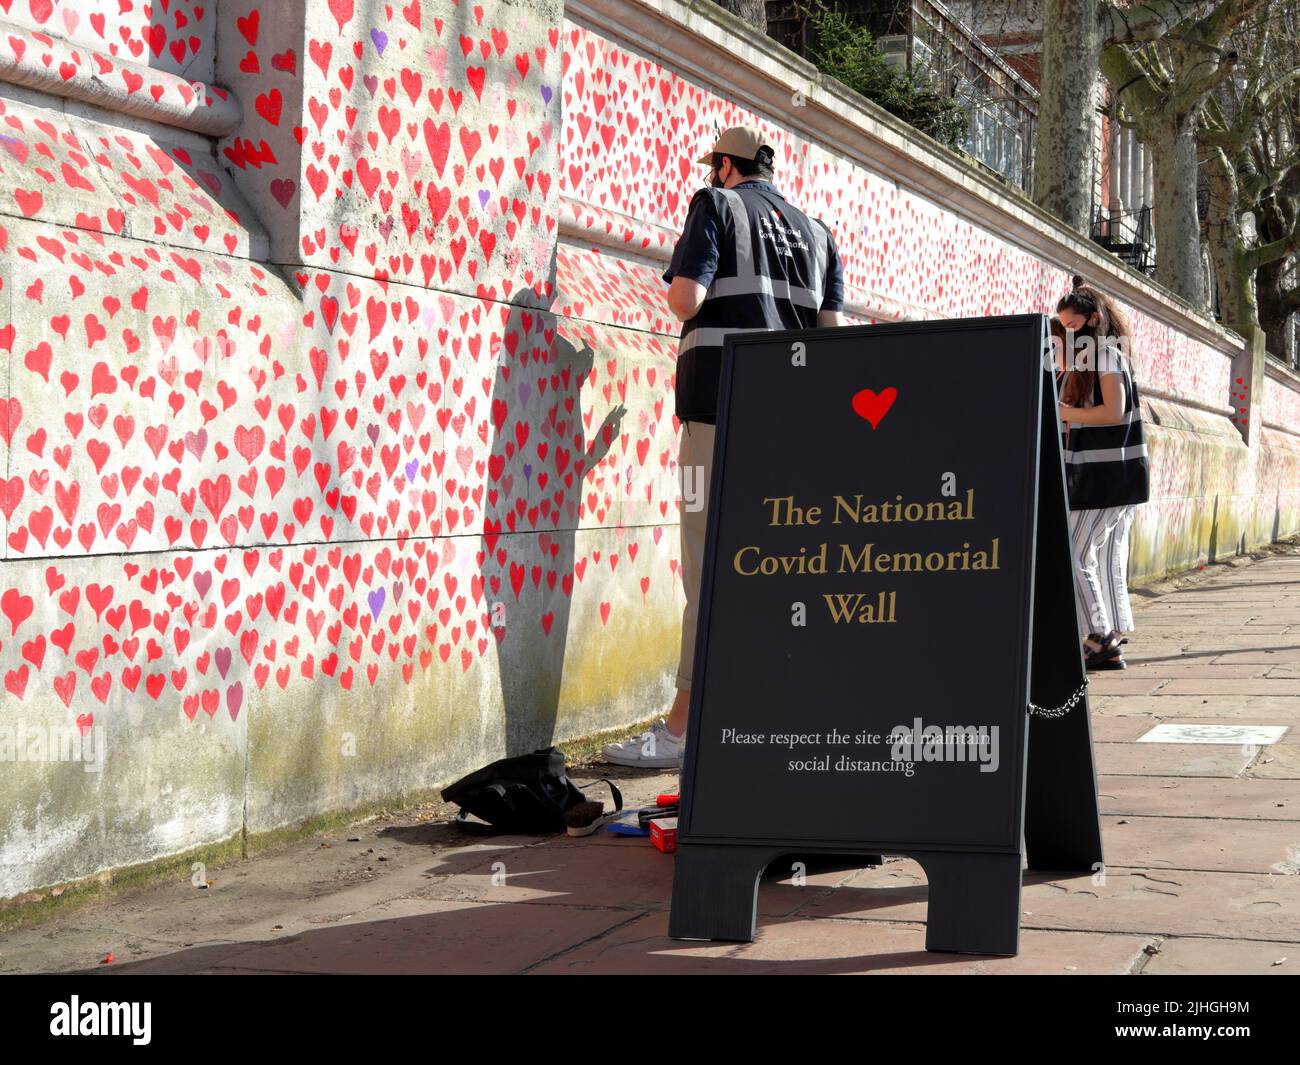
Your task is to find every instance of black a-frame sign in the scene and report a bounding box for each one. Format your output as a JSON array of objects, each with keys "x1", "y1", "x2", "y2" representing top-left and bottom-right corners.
[{"x1": 669, "y1": 315, "x2": 1104, "y2": 956}]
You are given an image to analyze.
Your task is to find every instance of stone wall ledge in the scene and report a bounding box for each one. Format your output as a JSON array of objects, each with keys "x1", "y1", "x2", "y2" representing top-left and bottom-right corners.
[
  {"x1": 1265, "y1": 356, "x2": 1300, "y2": 395},
  {"x1": 557, "y1": 195, "x2": 941, "y2": 323},
  {"x1": 0, "y1": 19, "x2": 240, "y2": 137}
]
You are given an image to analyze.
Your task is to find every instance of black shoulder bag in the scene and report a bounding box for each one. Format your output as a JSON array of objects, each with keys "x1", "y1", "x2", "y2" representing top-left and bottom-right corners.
[
  {"x1": 1065, "y1": 360, "x2": 1150, "y2": 511},
  {"x1": 440, "y1": 747, "x2": 622, "y2": 835}
]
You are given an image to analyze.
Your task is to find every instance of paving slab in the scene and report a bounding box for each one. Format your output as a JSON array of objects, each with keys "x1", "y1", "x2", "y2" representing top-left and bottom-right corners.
[
  {"x1": 800, "y1": 861, "x2": 1300, "y2": 943},
  {"x1": 1098, "y1": 645, "x2": 1197, "y2": 658},
  {"x1": 1091, "y1": 716, "x2": 1165, "y2": 742},
  {"x1": 1119, "y1": 663, "x2": 1273, "y2": 678},
  {"x1": 1081, "y1": 677, "x2": 1171, "y2": 695},
  {"x1": 1244, "y1": 745, "x2": 1300, "y2": 780},
  {"x1": 1099, "y1": 816, "x2": 1300, "y2": 875},
  {"x1": 0, "y1": 833, "x2": 545, "y2": 974},
  {"x1": 1093, "y1": 744, "x2": 1257, "y2": 777},
  {"x1": 1136, "y1": 724, "x2": 1290, "y2": 744},
  {"x1": 1214, "y1": 649, "x2": 1300, "y2": 664},
  {"x1": 104, "y1": 899, "x2": 639, "y2": 975},
  {"x1": 1090, "y1": 695, "x2": 1300, "y2": 718},
  {"x1": 1141, "y1": 937, "x2": 1296, "y2": 975},
  {"x1": 1157, "y1": 679, "x2": 1300, "y2": 695},
  {"x1": 1022, "y1": 871, "x2": 1300, "y2": 943},
  {"x1": 528, "y1": 909, "x2": 1151, "y2": 975},
  {"x1": 396, "y1": 836, "x2": 676, "y2": 911},
  {"x1": 1183, "y1": 635, "x2": 1300, "y2": 650},
  {"x1": 1097, "y1": 776, "x2": 1300, "y2": 820}
]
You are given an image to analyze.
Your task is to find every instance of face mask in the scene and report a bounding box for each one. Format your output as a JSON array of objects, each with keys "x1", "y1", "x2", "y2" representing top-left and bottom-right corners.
[{"x1": 710, "y1": 162, "x2": 726, "y2": 189}]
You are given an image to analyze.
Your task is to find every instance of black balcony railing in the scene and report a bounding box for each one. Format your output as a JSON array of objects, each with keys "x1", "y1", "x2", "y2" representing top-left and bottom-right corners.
[
  {"x1": 767, "y1": 0, "x2": 1038, "y2": 194},
  {"x1": 1091, "y1": 206, "x2": 1155, "y2": 276}
]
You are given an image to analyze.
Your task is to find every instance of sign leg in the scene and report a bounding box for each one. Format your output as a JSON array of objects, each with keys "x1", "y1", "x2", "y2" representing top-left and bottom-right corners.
[
  {"x1": 916, "y1": 851, "x2": 1023, "y2": 955},
  {"x1": 1025, "y1": 372, "x2": 1105, "y2": 871},
  {"x1": 669, "y1": 843, "x2": 783, "y2": 942}
]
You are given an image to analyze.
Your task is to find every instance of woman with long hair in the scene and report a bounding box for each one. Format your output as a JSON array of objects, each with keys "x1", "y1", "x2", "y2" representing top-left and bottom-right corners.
[
  {"x1": 1049, "y1": 315, "x2": 1069, "y2": 446},
  {"x1": 1055, "y1": 277, "x2": 1150, "y2": 670}
]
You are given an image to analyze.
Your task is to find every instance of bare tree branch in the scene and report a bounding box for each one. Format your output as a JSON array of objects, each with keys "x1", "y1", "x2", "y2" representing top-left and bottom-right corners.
[
  {"x1": 1240, "y1": 145, "x2": 1300, "y2": 206},
  {"x1": 1101, "y1": 0, "x2": 1218, "y2": 45},
  {"x1": 1254, "y1": 67, "x2": 1300, "y2": 118},
  {"x1": 1250, "y1": 215, "x2": 1300, "y2": 268}
]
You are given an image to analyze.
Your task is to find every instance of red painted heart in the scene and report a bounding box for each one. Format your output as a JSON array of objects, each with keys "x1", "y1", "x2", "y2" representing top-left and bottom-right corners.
[{"x1": 851, "y1": 387, "x2": 896, "y2": 429}]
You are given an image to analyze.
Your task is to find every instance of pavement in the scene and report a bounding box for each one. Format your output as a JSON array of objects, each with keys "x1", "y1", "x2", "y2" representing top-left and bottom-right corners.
[{"x1": 3, "y1": 548, "x2": 1300, "y2": 975}]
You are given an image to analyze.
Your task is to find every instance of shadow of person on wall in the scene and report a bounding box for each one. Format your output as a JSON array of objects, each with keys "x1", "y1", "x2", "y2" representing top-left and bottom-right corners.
[{"x1": 481, "y1": 297, "x2": 625, "y2": 757}]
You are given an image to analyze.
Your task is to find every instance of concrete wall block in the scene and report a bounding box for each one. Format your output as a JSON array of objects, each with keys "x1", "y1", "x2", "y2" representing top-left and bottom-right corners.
[
  {"x1": 286, "y1": 0, "x2": 560, "y2": 301},
  {"x1": 1263, "y1": 371, "x2": 1300, "y2": 429},
  {"x1": 244, "y1": 522, "x2": 679, "y2": 831},
  {"x1": 1130, "y1": 319, "x2": 1232, "y2": 415},
  {"x1": 1255, "y1": 429, "x2": 1300, "y2": 542},
  {"x1": 481, "y1": 519, "x2": 680, "y2": 762},
  {"x1": 560, "y1": 13, "x2": 1260, "y2": 583},
  {"x1": 551, "y1": 524, "x2": 681, "y2": 745},
  {"x1": 0, "y1": 213, "x2": 684, "y2": 894},
  {"x1": 1, "y1": 514, "x2": 678, "y2": 894},
  {"x1": 1129, "y1": 493, "x2": 1251, "y2": 581},
  {"x1": 1129, "y1": 412, "x2": 1253, "y2": 580},
  {"x1": 1, "y1": 1, "x2": 218, "y2": 83},
  {"x1": 0, "y1": 94, "x2": 124, "y2": 231},
  {"x1": 2, "y1": 216, "x2": 293, "y2": 559},
  {"x1": 0, "y1": 548, "x2": 247, "y2": 900},
  {"x1": 553, "y1": 316, "x2": 678, "y2": 530},
  {"x1": 553, "y1": 245, "x2": 680, "y2": 337},
  {"x1": 0, "y1": 93, "x2": 266, "y2": 255},
  {"x1": 2, "y1": 219, "x2": 671, "y2": 561},
  {"x1": 63, "y1": 109, "x2": 268, "y2": 257},
  {"x1": 561, "y1": 16, "x2": 726, "y2": 234}
]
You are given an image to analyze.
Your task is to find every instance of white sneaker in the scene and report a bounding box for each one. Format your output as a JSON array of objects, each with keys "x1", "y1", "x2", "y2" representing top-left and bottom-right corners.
[{"x1": 601, "y1": 718, "x2": 685, "y2": 768}]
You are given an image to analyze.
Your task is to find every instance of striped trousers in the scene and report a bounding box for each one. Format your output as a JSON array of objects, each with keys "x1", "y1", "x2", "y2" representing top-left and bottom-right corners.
[{"x1": 1068, "y1": 504, "x2": 1137, "y2": 637}]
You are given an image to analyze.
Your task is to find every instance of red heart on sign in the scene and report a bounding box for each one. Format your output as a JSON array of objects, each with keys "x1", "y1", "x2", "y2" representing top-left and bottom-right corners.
[{"x1": 851, "y1": 387, "x2": 897, "y2": 429}]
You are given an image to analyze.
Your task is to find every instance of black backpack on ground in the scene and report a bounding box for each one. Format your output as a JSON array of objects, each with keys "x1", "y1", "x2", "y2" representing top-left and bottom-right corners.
[{"x1": 441, "y1": 747, "x2": 621, "y2": 835}]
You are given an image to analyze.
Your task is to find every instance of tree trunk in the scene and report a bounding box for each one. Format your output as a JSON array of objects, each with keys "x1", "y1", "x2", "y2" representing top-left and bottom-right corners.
[
  {"x1": 712, "y1": 0, "x2": 768, "y2": 31},
  {"x1": 1152, "y1": 123, "x2": 1209, "y2": 308},
  {"x1": 1255, "y1": 186, "x2": 1298, "y2": 364},
  {"x1": 1204, "y1": 147, "x2": 1256, "y2": 335},
  {"x1": 1034, "y1": 0, "x2": 1104, "y2": 231},
  {"x1": 1258, "y1": 260, "x2": 1297, "y2": 365}
]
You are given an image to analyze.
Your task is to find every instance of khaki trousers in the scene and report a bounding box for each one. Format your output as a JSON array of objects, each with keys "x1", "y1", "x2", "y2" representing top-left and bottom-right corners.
[{"x1": 676, "y1": 421, "x2": 714, "y2": 691}]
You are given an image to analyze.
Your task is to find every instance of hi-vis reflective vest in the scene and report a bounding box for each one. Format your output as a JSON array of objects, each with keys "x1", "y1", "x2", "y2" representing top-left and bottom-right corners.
[
  {"x1": 676, "y1": 184, "x2": 833, "y2": 424},
  {"x1": 1063, "y1": 341, "x2": 1150, "y2": 510}
]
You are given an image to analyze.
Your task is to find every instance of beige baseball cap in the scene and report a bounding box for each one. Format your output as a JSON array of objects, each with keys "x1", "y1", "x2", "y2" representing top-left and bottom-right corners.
[{"x1": 697, "y1": 125, "x2": 768, "y2": 163}]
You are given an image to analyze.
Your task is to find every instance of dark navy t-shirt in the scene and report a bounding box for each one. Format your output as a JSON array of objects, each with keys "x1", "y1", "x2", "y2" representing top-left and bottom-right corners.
[{"x1": 663, "y1": 180, "x2": 845, "y2": 311}]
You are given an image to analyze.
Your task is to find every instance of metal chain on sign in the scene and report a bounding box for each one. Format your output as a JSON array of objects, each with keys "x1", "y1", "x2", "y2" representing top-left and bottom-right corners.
[{"x1": 1027, "y1": 677, "x2": 1089, "y2": 719}]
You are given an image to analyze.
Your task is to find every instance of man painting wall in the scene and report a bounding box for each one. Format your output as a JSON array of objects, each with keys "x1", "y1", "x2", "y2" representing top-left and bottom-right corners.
[{"x1": 604, "y1": 126, "x2": 848, "y2": 768}]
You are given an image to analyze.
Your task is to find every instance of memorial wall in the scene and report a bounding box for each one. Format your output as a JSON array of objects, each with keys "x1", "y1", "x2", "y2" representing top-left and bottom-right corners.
[{"x1": 0, "y1": 0, "x2": 1294, "y2": 905}]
